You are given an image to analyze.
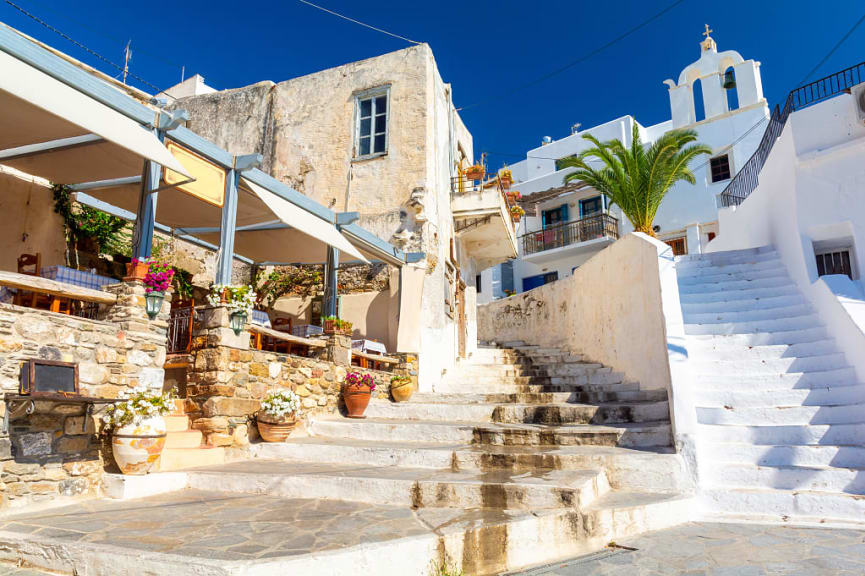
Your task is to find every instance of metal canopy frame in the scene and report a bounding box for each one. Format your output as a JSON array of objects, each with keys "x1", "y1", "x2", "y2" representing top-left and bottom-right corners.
[{"x1": 0, "y1": 22, "x2": 420, "y2": 282}]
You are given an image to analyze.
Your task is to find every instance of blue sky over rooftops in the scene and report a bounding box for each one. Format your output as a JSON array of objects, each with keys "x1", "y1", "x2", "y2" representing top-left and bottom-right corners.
[{"x1": 2, "y1": 0, "x2": 864, "y2": 169}]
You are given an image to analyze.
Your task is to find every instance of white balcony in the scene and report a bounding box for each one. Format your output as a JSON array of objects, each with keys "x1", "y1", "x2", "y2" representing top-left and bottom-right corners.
[{"x1": 451, "y1": 175, "x2": 518, "y2": 270}]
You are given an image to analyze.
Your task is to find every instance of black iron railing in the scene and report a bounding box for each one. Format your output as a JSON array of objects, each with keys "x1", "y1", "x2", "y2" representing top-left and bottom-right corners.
[
  {"x1": 719, "y1": 60, "x2": 865, "y2": 208},
  {"x1": 167, "y1": 305, "x2": 194, "y2": 355},
  {"x1": 521, "y1": 213, "x2": 619, "y2": 255}
]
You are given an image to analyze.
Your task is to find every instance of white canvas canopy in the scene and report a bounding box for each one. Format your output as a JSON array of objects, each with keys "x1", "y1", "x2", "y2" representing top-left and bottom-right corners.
[{"x1": 0, "y1": 49, "x2": 190, "y2": 183}]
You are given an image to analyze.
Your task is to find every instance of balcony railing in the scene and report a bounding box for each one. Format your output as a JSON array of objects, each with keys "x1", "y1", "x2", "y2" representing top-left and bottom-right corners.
[
  {"x1": 719, "y1": 59, "x2": 865, "y2": 208},
  {"x1": 450, "y1": 172, "x2": 515, "y2": 222},
  {"x1": 521, "y1": 213, "x2": 619, "y2": 255}
]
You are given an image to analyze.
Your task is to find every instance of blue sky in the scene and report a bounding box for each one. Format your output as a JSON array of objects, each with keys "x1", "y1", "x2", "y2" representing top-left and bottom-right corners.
[{"x1": 2, "y1": 0, "x2": 864, "y2": 169}]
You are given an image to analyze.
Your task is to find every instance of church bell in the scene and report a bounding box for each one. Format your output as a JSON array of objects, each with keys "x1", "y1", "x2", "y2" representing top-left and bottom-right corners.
[{"x1": 723, "y1": 70, "x2": 736, "y2": 90}]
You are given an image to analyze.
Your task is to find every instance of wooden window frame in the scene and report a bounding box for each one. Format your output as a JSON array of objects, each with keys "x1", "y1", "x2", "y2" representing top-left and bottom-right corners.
[{"x1": 353, "y1": 86, "x2": 390, "y2": 160}]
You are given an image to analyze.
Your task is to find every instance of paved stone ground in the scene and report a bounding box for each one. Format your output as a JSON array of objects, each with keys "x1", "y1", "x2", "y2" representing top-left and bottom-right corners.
[{"x1": 509, "y1": 521, "x2": 865, "y2": 575}]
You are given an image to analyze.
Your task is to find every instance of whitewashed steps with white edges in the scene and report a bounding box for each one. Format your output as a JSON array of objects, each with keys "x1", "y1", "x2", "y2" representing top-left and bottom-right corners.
[{"x1": 676, "y1": 246, "x2": 865, "y2": 525}]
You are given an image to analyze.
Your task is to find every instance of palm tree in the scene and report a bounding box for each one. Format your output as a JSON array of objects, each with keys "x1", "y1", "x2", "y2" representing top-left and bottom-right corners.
[{"x1": 558, "y1": 124, "x2": 712, "y2": 236}]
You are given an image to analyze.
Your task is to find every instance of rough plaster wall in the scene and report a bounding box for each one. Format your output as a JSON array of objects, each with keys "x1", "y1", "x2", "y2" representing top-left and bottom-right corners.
[
  {"x1": 0, "y1": 172, "x2": 66, "y2": 271},
  {"x1": 478, "y1": 234, "x2": 671, "y2": 390}
]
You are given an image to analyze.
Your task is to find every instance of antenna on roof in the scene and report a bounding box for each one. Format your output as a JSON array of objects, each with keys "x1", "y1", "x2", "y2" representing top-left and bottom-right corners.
[{"x1": 121, "y1": 39, "x2": 132, "y2": 84}]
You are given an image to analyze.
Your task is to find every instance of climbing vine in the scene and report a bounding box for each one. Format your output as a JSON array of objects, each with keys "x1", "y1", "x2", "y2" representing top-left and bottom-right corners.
[
  {"x1": 52, "y1": 184, "x2": 128, "y2": 267},
  {"x1": 253, "y1": 266, "x2": 323, "y2": 312}
]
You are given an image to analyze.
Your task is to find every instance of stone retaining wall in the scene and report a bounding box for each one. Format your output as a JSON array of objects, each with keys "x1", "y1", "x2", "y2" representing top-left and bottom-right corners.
[{"x1": 0, "y1": 281, "x2": 169, "y2": 509}]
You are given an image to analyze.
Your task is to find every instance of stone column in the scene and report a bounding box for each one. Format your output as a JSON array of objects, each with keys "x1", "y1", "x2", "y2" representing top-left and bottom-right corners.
[{"x1": 324, "y1": 334, "x2": 352, "y2": 366}]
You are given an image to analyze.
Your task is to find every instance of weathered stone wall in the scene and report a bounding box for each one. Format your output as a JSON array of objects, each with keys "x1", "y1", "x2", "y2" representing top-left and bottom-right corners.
[
  {"x1": 0, "y1": 281, "x2": 170, "y2": 509},
  {"x1": 186, "y1": 307, "x2": 414, "y2": 448}
]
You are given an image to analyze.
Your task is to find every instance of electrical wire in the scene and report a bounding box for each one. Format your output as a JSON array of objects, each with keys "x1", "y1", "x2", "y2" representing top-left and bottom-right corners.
[
  {"x1": 297, "y1": 0, "x2": 421, "y2": 45},
  {"x1": 457, "y1": 0, "x2": 688, "y2": 111},
  {"x1": 3, "y1": 0, "x2": 176, "y2": 97}
]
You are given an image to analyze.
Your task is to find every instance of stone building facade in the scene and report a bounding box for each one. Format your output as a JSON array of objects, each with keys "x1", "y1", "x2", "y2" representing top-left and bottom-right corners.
[{"x1": 168, "y1": 44, "x2": 502, "y2": 388}]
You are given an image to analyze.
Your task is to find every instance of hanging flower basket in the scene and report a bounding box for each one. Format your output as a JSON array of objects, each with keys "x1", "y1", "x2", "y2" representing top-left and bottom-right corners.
[
  {"x1": 257, "y1": 389, "x2": 302, "y2": 442},
  {"x1": 390, "y1": 375, "x2": 414, "y2": 403},
  {"x1": 499, "y1": 168, "x2": 513, "y2": 189},
  {"x1": 342, "y1": 371, "x2": 376, "y2": 418},
  {"x1": 465, "y1": 164, "x2": 485, "y2": 181},
  {"x1": 106, "y1": 387, "x2": 174, "y2": 475},
  {"x1": 124, "y1": 259, "x2": 149, "y2": 281},
  {"x1": 510, "y1": 205, "x2": 525, "y2": 223}
]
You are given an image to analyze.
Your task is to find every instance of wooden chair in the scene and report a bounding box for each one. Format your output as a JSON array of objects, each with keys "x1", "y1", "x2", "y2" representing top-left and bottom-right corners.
[
  {"x1": 13, "y1": 253, "x2": 44, "y2": 309},
  {"x1": 270, "y1": 317, "x2": 293, "y2": 354}
]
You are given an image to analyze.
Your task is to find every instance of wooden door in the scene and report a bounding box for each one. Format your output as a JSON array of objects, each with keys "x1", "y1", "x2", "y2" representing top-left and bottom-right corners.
[{"x1": 457, "y1": 282, "x2": 467, "y2": 359}]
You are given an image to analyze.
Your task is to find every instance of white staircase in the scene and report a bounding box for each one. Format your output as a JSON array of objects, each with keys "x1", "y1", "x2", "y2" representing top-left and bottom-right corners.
[{"x1": 676, "y1": 246, "x2": 865, "y2": 524}]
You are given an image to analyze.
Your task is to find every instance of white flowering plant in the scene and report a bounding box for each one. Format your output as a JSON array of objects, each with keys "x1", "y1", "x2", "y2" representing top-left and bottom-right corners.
[
  {"x1": 259, "y1": 389, "x2": 302, "y2": 421},
  {"x1": 104, "y1": 386, "x2": 174, "y2": 428},
  {"x1": 206, "y1": 284, "x2": 257, "y2": 316}
]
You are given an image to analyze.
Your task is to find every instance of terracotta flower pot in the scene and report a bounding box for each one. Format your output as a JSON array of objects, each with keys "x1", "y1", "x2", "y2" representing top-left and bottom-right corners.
[
  {"x1": 257, "y1": 412, "x2": 297, "y2": 442},
  {"x1": 465, "y1": 167, "x2": 485, "y2": 181},
  {"x1": 124, "y1": 261, "x2": 149, "y2": 282},
  {"x1": 391, "y1": 382, "x2": 414, "y2": 403},
  {"x1": 512, "y1": 214, "x2": 522, "y2": 223},
  {"x1": 112, "y1": 415, "x2": 166, "y2": 475},
  {"x1": 343, "y1": 384, "x2": 372, "y2": 418}
]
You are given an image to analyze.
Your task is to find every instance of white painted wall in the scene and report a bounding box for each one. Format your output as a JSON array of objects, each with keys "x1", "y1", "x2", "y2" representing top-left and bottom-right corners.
[{"x1": 707, "y1": 91, "x2": 865, "y2": 382}]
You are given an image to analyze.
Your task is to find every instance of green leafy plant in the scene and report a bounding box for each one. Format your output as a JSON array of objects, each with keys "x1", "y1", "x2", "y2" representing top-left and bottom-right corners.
[
  {"x1": 253, "y1": 266, "x2": 323, "y2": 312},
  {"x1": 558, "y1": 124, "x2": 711, "y2": 236},
  {"x1": 52, "y1": 184, "x2": 128, "y2": 268},
  {"x1": 207, "y1": 284, "x2": 257, "y2": 316},
  {"x1": 390, "y1": 374, "x2": 412, "y2": 388},
  {"x1": 172, "y1": 267, "x2": 194, "y2": 300},
  {"x1": 428, "y1": 557, "x2": 463, "y2": 576},
  {"x1": 322, "y1": 315, "x2": 352, "y2": 331}
]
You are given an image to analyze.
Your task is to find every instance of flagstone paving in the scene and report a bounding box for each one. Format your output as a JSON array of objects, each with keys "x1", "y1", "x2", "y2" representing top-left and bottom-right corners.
[{"x1": 509, "y1": 521, "x2": 865, "y2": 575}]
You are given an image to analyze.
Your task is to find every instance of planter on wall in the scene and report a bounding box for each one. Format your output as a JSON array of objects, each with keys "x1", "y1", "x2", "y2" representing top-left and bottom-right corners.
[
  {"x1": 124, "y1": 261, "x2": 149, "y2": 281},
  {"x1": 465, "y1": 167, "x2": 485, "y2": 181},
  {"x1": 343, "y1": 384, "x2": 372, "y2": 418},
  {"x1": 112, "y1": 415, "x2": 166, "y2": 475},
  {"x1": 257, "y1": 412, "x2": 297, "y2": 442}
]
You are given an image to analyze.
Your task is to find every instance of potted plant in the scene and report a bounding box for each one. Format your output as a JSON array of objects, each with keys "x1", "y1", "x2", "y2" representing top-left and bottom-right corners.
[
  {"x1": 257, "y1": 389, "x2": 302, "y2": 442},
  {"x1": 342, "y1": 371, "x2": 376, "y2": 418},
  {"x1": 124, "y1": 257, "x2": 150, "y2": 281},
  {"x1": 390, "y1": 374, "x2": 414, "y2": 403},
  {"x1": 510, "y1": 205, "x2": 526, "y2": 222},
  {"x1": 142, "y1": 261, "x2": 174, "y2": 319},
  {"x1": 105, "y1": 387, "x2": 174, "y2": 475},
  {"x1": 499, "y1": 167, "x2": 513, "y2": 189},
  {"x1": 323, "y1": 315, "x2": 353, "y2": 336},
  {"x1": 506, "y1": 190, "x2": 522, "y2": 203},
  {"x1": 207, "y1": 284, "x2": 257, "y2": 335},
  {"x1": 464, "y1": 163, "x2": 485, "y2": 181}
]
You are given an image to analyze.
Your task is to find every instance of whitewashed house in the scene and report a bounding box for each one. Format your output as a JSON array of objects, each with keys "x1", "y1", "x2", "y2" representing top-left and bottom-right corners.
[{"x1": 479, "y1": 29, "x2": 769, "y2": 300}]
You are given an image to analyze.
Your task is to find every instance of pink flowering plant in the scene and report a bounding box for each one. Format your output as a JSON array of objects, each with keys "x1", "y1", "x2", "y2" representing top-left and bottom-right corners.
[
  {"x1": 135, "y1": 258, "x2": 175, "y2": 294},
  {"x1": 343, "y1": 371, "x2": 377, "y2": 391}
]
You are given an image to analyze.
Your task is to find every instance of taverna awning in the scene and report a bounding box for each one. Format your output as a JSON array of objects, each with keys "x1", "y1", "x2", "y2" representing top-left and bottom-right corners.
[{"x1": 0, "y1": 49, "x2": 190, "y2": 183}]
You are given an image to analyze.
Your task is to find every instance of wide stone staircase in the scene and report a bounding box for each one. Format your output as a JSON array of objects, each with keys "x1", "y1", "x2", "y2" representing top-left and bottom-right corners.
[
  {"x1": 676, "y1": 246, "x2": 865, "y2": 524},
  {"x1": 180, "y1": 343, "x2": 694, "y2": 574}
]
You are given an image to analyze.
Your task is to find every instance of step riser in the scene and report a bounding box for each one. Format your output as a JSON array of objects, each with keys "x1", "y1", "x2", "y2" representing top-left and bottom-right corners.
[
  {"x1": 685, "y1": 315, "x2": 820, "y2": 335},
  {"x1": 683, "y1": 304, "x2": 812, "y2": 325},
  {"x1": 413, "y1": 390, "x2": 668, "y2": 404},
  {"x1": 678, "y1": 276, "x2": 792, "y2": 294},
  {"x1": 676, "y1": 248, "x2": 777, "y2": 266},
  {"x1": 699, "y1": 489, "x2": 865, "y2": 522},
  {"x1": 689, "y1": 354, "x2": 849, "y2": 375},
  {"x1": 677, "y1": 268, "x2": 790, "y2": 285},
  {"x1": 677, "y1": 261, "x2": 787, "y2": 278},
  {"x1": 186, "y1": 471, "x2": 608, "y2": 510},
  {"x1": 697, "y1": 405, "x2": 865, "y2": 426},
  {"x1": 686, "y1": 340, "x2": 838, "y2": 361},
  {"x1": 699, "y1": 443, "x2": 865, "y2": 469},
  {"x1": 695, "y1": 368, "x2": 858, "y2": 390},
  {"x1": 492, "y1": 404, "x2": 670, "y2": 426},
  {"x1": 695, "y1": 385, "x2": 865, "y2": 408},
  {"x1": 681, "y1": 294, "x2": 806, "y2": 314},
  {"x1": 472, "y1": 427, "x2": 672, "y2": 449},
  {"x1": 701, "y1": 464, "x2": 865, "y2": 494},
  {"x1": 679, "y1": 285, "x2": 799, "y2": 304},
  {"x1": 697, "y1": 423, "x2": 865, "y2": 446}
]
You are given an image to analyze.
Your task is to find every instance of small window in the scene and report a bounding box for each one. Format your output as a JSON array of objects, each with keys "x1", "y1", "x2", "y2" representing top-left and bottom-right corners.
[
  {"x1": 665, "y1": 237, "x2": 687, "y2": 256},
  {"x1": 355, "y1": 88, "x2": 389, "y2": 158},
  {"x1": 710, "y1": 154, "x2": 732, "y2": 183},
  {"x1": 816, "y1": 249, "x2": 853, "y2": 279}
]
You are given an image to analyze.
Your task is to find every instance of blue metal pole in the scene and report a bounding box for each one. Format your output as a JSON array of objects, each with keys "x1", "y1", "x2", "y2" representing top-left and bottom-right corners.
[
  {"x1": 131, "y1": 159, "x2": 161, "y2": 260},
  {"x1": 324, "y1": 246, "x2": 339, "y2": 317},
  {"x1": 215, "y1": 168, "x2": 239, "y2": 284}
]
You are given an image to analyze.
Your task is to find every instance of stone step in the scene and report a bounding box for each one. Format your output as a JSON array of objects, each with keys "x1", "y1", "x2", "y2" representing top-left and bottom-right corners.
[
  {"x1": 251, "y1": 439, "x2": 691, "y2": 493},
  {"x1": 164, "y1": 430, "x2": 203, "y2": 449},
  {"x1": 681, "y1": 293, "x2": 806, "y2": 314},
  {"x1": 694, "y1": 366, "x2": 858, "y2": 390},
  {"x1": 157, "y1": 446, "x2": 225, "y2": 471},
  {"x1": 695, "y1": 384, "x2": 865, "y2": 408},
  {"x1": 365, "y1": 401, "x2": 669, "y2": 426},
  {"x1": 676, "y1": 266, "x2": 789, "y2": 286},
  {"x1": 699, "y1": 442, "x2": 865, "y2": 469},
  {"x1": 686, "y1": 339, "x2": 839, "y2": 360},
  {"x1": 682, "y1": 303, "x2": 813, "y2": 325},
  {"x1": 687, "y1": 327, "x2": 829, "y2": 346},
  {"x1": 696, "y1": 403, "x2": 865, "y2": 426},
  {"x1": 678, "y1": 284, "x2": 800, "y2": 304},
  {"x1": 684, "y1": 313, "x2": 821, "y2": 335},
  {"x1": 677, "y1": 275, "x2": 791, "y2": 294},
  {"x1": 701, "y1": 461, "x2": 865, "y2": 494},
  {"x1": 186, "y1": 460, "x2": 610, "y2": 510},
  {"x1": 688, "y1": 353, "x2": 849, "y2": 375},
  {"x1": 165, "y1": 414, "x2": 190, "y2": 433},
  {"x1": 697, "y1": 422, "x2": 865, "y2": 446},
  {"x1": 0, "y1": 489, "x2": 694, "y2": 576},
  {"x1": 699, "y1": 487, "x2": 865, "y2": 524},
  {"x1": 435, "y1": 379, "x2": 638, "y2": 395},
  {"x1": 676, "y1": 259, "x2": 787, "y2": 278},
  {"x1": 411, "y1": 389, "x2": 669, "y2": 405},
  {"x1": 675, "y1": 247, "x2": 777, "y2": 266},
  {"x1": 310, "y1": 417, "x2": 672, "y2": 449}
]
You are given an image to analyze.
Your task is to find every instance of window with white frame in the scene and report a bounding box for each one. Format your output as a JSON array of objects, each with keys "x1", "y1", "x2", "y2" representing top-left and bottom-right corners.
[{"x1": 354, "y1": 87, "x2": 389, "y2": 158}]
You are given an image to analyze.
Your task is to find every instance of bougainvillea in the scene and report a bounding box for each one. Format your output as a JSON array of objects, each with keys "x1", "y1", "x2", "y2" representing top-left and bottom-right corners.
[{"x1": 343, "y1": 371, "x2": 376, "y2": 391}]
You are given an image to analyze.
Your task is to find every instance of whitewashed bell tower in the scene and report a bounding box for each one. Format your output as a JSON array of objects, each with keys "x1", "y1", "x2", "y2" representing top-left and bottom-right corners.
[{"x1": 664, "y1": 25, "x2": 766, "y2": 128}]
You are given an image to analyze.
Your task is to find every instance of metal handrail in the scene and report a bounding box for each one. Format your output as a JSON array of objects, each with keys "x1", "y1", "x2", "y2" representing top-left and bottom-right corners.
[
  {"x1": 451, "y1": 172, "x2": 516, "y2": 228},
  {"x1": 520, "y1": 213, "x2": 619, "y2": 255},
  {"x1": 719, "y1": 60, "x2": 865, "y2": 208}
]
